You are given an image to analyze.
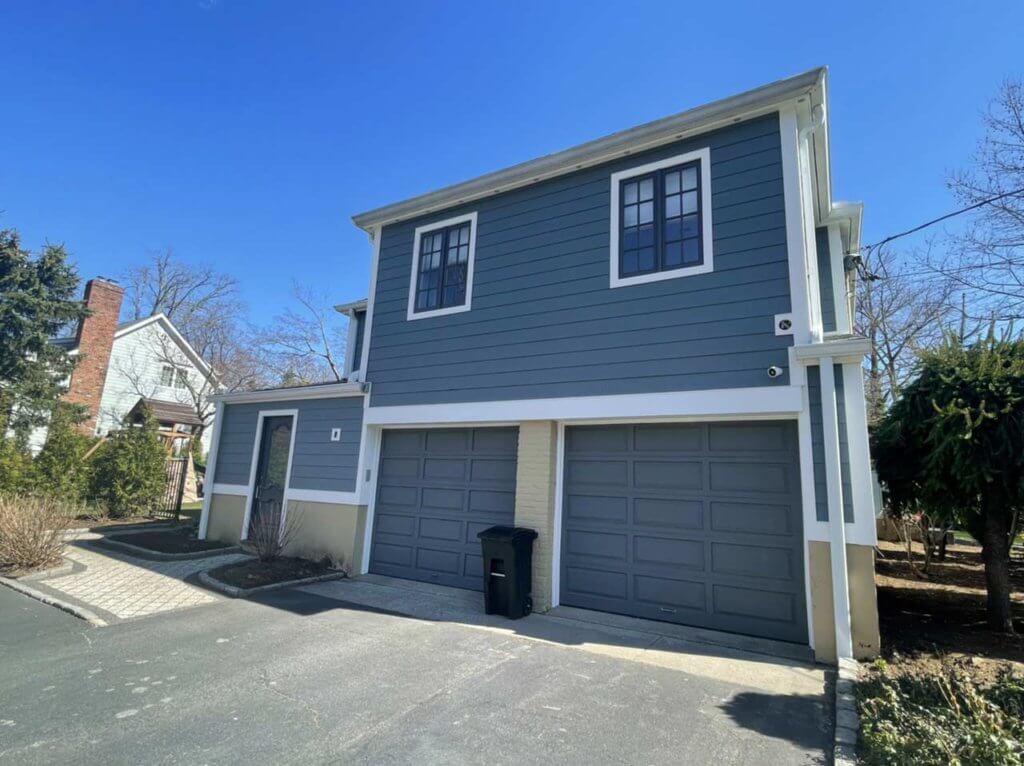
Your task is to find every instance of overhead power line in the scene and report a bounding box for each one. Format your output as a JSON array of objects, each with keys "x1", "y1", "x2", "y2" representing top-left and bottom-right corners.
[{"x1": 857, "y1": 185, "x2": 1024, "y2": 255}]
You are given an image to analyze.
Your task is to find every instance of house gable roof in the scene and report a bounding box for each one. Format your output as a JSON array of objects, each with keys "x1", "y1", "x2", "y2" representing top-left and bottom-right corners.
[
  {"x1": 352, "y1": 67, "x2": 827, "y2": 231},
  {"x1": 51, "y1": 313, "x2": 218, "y2": 386},
  {"x1": 114, "y1": 314, "x2": 217, "y2": 384}
]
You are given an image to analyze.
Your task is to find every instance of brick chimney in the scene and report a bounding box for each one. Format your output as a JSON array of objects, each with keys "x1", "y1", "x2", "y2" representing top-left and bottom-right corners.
[{"x1": 65, "y1": 278, "x2": 124, "y2": 434}]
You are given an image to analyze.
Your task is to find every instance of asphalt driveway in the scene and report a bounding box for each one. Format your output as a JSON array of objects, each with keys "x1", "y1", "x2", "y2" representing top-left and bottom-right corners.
[{"x1": 0, "y1": 579, "x2": 830, "y2": 765}]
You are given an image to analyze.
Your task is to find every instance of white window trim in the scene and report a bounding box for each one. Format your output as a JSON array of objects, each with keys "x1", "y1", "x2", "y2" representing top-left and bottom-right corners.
[
  {"x1": 406, "y1": 211, "x2": 478, "y2": 321},
  {"x1": 609, "y1": 148, "x2": 714, "y2": 288}
]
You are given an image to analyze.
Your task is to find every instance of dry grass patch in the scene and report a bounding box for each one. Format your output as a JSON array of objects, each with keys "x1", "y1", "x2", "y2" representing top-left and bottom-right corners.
[
  {"x1": 876, "y1": 538, "x2": 1024, "y2": 676},
  {"x1": 0, "y1": 495, "x2": 67, "y2": 575}
]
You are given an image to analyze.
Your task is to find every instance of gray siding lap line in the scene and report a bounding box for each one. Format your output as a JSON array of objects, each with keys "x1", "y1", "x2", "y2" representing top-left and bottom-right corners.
[
  {"x1": 365, "y1": 113, "x2": 794, "y2": 408},
  {"x1": 816, "y1": 227, "x2": 836, "y2": 333},
  {"x1": 213, "y1": 396, "x2": 365, "y2": 493},
  {"x1": 807, "y1": 365, "x2": 854, "y2": 523}
]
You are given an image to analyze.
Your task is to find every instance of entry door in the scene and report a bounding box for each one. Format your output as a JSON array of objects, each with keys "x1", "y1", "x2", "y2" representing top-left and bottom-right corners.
[{"x1": 248, "y1": 415, "x2": 294, "y2": 539}]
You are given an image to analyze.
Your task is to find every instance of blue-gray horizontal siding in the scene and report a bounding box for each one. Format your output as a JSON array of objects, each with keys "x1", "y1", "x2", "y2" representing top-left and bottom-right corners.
[
  {"x1": 366, "y1": 113, "x2": 793, "y2": 407},
  {"x1": 816, "y1": 227, "x2": 836, "y2": 333},
  {"x1": 213, "y1": 396, "x2": 365, "y2": 493},
  {"x1": 807, "y1": 364, "x2": 854, "y2": 523}
]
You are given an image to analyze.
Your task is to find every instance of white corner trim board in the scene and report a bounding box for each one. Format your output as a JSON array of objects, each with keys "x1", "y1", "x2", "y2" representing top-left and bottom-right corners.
[
  {"x1": 778, "y1": 105, "x2": 814, "y2": 346},
  {"x1": 364, "y1": 386, "x2": 802, "y2": 426},
  {"x1": 609, "y1": 148, "x2": 714, "y2": 288},
  {"x1": 405, "y1": 211, "x2": 478, "y2": 321},
  {"x1": 819, "y1": 355, "x2": 854, "y2": 660},
  {"x1": 359, "y1": 226, "x2": 382, "y2": 377}
]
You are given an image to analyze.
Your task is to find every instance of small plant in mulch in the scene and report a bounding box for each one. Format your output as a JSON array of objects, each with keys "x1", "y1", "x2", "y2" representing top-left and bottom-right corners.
[
  {"x1": 209, "y1": 508, "x2": 346, "y2": 590},
  {"x1": 109, "y1": 526, "x2": 233, "y2": 555},
  {"x1": 857, "y1": 657, "x2": 1024, "y2": 765}
]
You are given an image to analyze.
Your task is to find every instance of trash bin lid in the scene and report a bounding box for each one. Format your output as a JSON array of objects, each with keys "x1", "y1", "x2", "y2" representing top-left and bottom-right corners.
[{"x1": 477, "y1": 525, "x2": 538, "y2": 542}]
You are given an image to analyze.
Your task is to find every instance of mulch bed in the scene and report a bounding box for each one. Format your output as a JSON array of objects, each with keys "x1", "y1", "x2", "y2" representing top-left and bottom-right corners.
[
  {"x1": 207, "y1": 557, "x2": 337, "y2": 589},
  {"x1": 876, "y1": 538, "x2": 1024, "y2": 680},
  {"x1": 108, "y1": 528, "x2": 232, "y2": 555}
]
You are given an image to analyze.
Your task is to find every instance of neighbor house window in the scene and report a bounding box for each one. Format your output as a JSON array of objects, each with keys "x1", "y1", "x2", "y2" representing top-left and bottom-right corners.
[
  {"x1": 406, "y1": 212, "x2": 478, "y2": 320},
  {"x1": 609, "y1": 148, "x2": 713, "y2": 288},
  {"x1": 160, "y1": 365, "x2": 188, "y2": 391}
]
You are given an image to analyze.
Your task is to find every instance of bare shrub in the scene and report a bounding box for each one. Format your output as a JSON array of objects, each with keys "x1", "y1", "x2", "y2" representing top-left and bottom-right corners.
[
  {"x1": 247, "y1": 506, "x2": 302, "y2": 562},
  {"x1": 0, "y1": 495, "x2": 67, "y2": 573}
]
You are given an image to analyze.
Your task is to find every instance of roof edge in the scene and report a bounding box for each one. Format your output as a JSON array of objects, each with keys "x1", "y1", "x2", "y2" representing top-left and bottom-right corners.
[
  {"x1": 352, "y1": 67, "x2": 826, "y2": 231},
  {"x1": 211, "y1": 381, "x2": 365, "y2": 404},
  {"x1": 333, "y1": 298, "x2": 368, "y2": 315}
]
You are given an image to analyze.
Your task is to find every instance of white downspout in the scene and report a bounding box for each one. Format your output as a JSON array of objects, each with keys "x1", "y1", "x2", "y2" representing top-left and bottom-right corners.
[{"x1": 820, "y1": 357, "x2": 854, "y2": 659}]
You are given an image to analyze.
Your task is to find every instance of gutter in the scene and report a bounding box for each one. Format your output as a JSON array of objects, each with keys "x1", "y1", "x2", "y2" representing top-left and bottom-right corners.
[{"x1": 352, "y1": 67, "x2": 826, "y2": 231}]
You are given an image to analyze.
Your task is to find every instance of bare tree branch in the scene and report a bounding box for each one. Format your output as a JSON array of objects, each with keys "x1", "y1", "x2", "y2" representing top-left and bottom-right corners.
[{"x1": 253, "y1": 284, "x2": 347, "y2": 386}]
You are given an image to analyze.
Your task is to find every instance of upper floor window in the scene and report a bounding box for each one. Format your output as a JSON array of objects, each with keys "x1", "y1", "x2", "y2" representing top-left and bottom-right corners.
[
  {"x1": 160, "y1": 365, "x2": 188, "y2": 391},
  {"x1": 609, "y1": 148, "x2": 714, "y2": 288},
  {"x1": 406, "y1": 212, "x2": 477, "y2": 320}
]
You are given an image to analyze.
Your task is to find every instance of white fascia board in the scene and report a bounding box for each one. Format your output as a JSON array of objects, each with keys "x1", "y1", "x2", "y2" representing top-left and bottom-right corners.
[
  {"x1": 211, "y1": 383, "x2": 365, "y2": 405},
  {"x1": 364, "y1": 386, "x2": 802, "y2": 426},
  {"x1": 352, "y1": 68, "x2": 826, "y2": 231}
]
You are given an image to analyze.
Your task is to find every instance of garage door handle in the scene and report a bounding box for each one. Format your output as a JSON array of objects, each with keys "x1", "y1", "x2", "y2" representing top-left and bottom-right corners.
[{"x1": 659, "y1": 607, "x2": 677, "y2": 614}]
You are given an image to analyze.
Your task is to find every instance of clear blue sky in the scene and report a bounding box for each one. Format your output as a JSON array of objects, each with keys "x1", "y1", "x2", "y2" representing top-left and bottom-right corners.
[{"x1": 2, "y1": 1, "x2": 1021, "y2": 325}]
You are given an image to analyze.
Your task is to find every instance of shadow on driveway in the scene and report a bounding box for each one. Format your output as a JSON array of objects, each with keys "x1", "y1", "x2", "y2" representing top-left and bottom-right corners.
[{"x1": 719, "y1": 689, "x2": 833, "y2": 758}]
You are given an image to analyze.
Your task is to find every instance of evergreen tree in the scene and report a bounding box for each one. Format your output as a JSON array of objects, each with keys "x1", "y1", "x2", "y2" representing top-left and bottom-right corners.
[
  {"x1": 873, "y1": 331, "x2": 1024, "y2": 632},
  {"x1": 0, "y1": 229, "x2": 88, "y2": 442},
  {"x1": 34, "y1": 403, "x2": 95, "y2": 502},
  {"x1": 89, "y1": 410, "x2": 167, "y2": 517}
]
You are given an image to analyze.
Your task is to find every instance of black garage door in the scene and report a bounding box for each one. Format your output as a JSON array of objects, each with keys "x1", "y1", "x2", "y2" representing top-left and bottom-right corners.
[
  {"x1": 370, "y1": 427, "x2": 518, "y2": 590},
  {"x1": 561, "y1": 422, "x2": 807, "y2": 643}
]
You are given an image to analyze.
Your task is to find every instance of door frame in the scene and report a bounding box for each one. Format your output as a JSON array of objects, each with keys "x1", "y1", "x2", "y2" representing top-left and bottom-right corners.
[{"x1": 240, "y1": 409, "x2": 299, "y2": 542}]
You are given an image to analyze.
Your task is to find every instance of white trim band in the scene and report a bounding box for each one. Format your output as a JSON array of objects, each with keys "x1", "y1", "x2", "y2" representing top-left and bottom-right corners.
[
  {"x1": 365, "y1": 386, "x2": 802, "y2": 425},
  {"x1": 211, "y1": 483, "x2": 248, "y2": 497}
]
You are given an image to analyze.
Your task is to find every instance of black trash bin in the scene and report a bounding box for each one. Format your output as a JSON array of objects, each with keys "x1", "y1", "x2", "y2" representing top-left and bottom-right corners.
[{"x1": 477, "y1": 525, "x2": 538, "y2": 619}]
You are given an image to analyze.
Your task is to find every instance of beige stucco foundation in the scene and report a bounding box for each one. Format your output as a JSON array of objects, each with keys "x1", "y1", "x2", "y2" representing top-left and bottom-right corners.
[
  {"x1": 808, "y1": 541, "x2": 880, "y2": 663},
  {"x1": 205, "y1": 493, "x2": 246, "y2": 545},
  {"x1": 512, "y1": 420, "x2": 559, "y2": 612},
  {"x1": 282, "y1": 500, "x2": 367, "y2": 571}
]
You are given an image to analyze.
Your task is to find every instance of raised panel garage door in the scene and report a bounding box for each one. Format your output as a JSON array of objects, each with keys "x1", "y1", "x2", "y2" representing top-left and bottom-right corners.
[
  {"x1": 370, "y1": 427, "x2": 518, "y2": 591},
  {"x1": 561, "y1": 422, "x2": 808, "y2": 643}
]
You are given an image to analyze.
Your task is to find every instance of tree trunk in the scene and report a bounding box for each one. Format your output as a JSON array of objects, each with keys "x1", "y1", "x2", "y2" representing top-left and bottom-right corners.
[{"x1": 980, "y1": 498, "x2": 1015, "y2": 633}]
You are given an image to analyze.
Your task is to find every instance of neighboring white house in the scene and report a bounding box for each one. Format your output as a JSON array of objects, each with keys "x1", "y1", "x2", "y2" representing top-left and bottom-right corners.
[{"x1": 29, "y1": 277, "x2": 220, "y2": 455}]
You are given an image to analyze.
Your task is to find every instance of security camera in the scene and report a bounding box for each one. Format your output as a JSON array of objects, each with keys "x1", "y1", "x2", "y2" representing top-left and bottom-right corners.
[{"x1": 767, "y1": 366, "x2": 784, "y2": 379}]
